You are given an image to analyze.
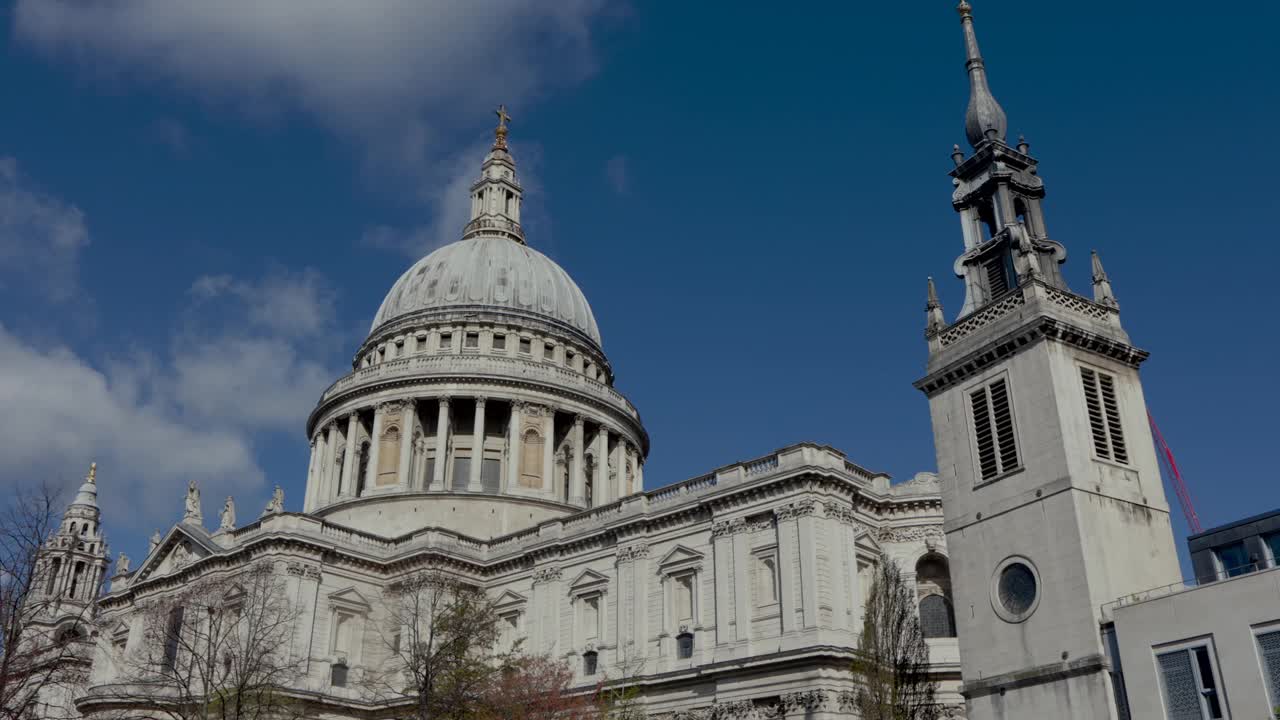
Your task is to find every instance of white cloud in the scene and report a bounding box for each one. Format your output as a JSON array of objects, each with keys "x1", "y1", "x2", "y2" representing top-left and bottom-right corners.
[
  {"x1": 0, "y1": 324, "x2": 262, "y2": 528},
  {"x1": 14, "y1": 0, "x2": 619, "y2": 197},
  {"x1": 0, "y1": 157, "x2": 89, "y2": 301},
  {"x1": 605, "y1": 154, "x2": 629, "y2": 195}
]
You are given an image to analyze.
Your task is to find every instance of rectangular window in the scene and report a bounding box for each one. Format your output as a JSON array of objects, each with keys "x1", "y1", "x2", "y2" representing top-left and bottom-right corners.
[
  {"x1": 464, "y1": 332, "x2": 479, "y2": 349},
  {"x1": 439, "y1": 333, "x2": 452, "y2": 351},
  {"x1": 581, "y1": 595, "x2": 601, "y2": 642},
  {"x1": 1266, "y1": 533, "x2": 1280, "y2": 568},
  {"x1": 330, "y1": 662, "x2": 348, "y2": 687},
  {"x1": 543, "y1": 344, "x2": 555, "y2": 360},
  {"x1": 755, "y1": 553, "x2": 779, "y2": 607},
  {"x1": 984, "y1": 252, "x2": 1010, "y2": 297},
  {"x1": 969, "y1": 377, "x2": 1019, "y2": 482},
  {"x1": 1215, "y1": 542, "x2": 1251, "y2": 578},
  {"x1": 1257, "y1": 629, "x2": 1280, "y2": 711},
  {"x1": 1156, "y1": 644, "x2": 1225, "y2": 719},
  {"x1": 1080, "y1": 367, "x2": 1129, "y2": 464},
  {"x1": 492, "y1": 334, "x2": 506, "y2": 351},
  {"x1": 677, "y1": 632, "x2": 694, "y2": 659},
  {"x1": 674, "y1": 573, "x2": 694, "y2": 623},
  {"x1": 519, "y1": 337, "x2": 532, "y2": 354},
  {"x1": 583, "y1": 651, "x2": 598, "y2": 676},
  {"x1": 162, "y1": 606, "x2": 184, "y2": 673}
]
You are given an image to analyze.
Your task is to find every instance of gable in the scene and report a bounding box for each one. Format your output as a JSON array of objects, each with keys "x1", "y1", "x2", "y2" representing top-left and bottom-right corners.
[
  {"x1": 493, "y1": 590, "x2": 527, "y2": 608},
  {"x1": 658, "y1": 544, "x2": 705, "y2": 569},
  {"x1": 568, "y1": 568, "x2": 609, "y2": 591},
  {"x1": 328, "y1": 587, "x2": 372, "y2": 613},
  {"x1": 132, "y1": 525, "x2": 216, "y2": 581}
]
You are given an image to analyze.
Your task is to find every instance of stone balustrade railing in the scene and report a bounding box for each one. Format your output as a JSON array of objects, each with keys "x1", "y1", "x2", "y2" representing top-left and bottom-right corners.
[{"x1": 318, "y1": 353, "x2": 640, "y2": 420}]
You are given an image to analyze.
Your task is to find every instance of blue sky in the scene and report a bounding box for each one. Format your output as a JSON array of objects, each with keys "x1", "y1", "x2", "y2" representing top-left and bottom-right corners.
[{"x1": 0, "y1": 1, "x2": 1275, "y2": 572}]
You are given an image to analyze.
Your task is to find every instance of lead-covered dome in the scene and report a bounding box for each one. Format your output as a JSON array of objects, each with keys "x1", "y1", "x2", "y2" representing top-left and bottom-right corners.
[{"x1": 370, "y1": 236, "x2": 601, "y2": 346}]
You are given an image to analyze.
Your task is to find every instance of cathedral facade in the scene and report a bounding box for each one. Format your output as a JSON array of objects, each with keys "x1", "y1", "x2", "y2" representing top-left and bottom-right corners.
[{"x1": 24, "y1": 3, "x2": 1190, "y2": 719}]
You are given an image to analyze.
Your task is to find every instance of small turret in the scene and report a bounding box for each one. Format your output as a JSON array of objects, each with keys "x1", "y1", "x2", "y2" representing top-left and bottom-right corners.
[
  {"x1": 1091, "y1": 250, "x2": 1119, "y2": 309},
  {"x1": 926, "y1": 277, "x2": 947, "y2": 335},
  {"x1": 461, "y1": 104, "x2": 526, "y2": 245}
]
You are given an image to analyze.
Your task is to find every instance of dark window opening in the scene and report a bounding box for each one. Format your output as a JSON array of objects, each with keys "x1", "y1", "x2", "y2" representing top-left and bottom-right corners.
[
  {"x1": 519, "y1": 337, "x2": 532, "y2": 354},
  {"x1": 492, "y1": 334, "x2": 506, "y2": 350},
  {"x1": 330, "y1": 662, "x2": 348, "y2": 687},
  {"x1": 677, "y1": 632, "x2": 694, "y2": 659},
  {"x1": 582, "y1": 651, "x2": 598, "y2": 676}
]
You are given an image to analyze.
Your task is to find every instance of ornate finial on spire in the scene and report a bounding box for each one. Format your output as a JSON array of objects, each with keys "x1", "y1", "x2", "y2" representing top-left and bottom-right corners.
[
  {"x1": 958, "y1": 1, "x2": 1008, "y2": 148},
  {"x1": 86, "y1": 462, "x2": 97, "y2": 484},
  {"x1": 1091, "y1": 251, "x2": 1119, "y2": 309},
  {"x1": 926, "y1": 277, "x2": 947, "y2": 334},
  {"x1": 1017, "y1": 134, "x2": 1030, "y2": 154},
  {"x1": 493, "y1": 104, "x2": 512, "y2": 150}
]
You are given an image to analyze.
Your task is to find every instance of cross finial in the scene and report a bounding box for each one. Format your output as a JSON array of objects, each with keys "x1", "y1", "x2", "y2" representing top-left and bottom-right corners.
[
  {"x1": 493, "y1": 104, "x2": 512, "y2": 149},
  {"x1": 87, "y1": 462, "x2": 97, "y2": 484}
]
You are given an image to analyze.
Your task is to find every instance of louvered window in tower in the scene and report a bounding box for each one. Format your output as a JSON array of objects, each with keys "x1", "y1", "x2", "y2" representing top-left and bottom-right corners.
[
  {"x1": 1257, "y1": 630, "x2": 1280, "y2": 711},
  {"x1": 969, "y1": 378, "x2": 1019, "y2": 482},
  {"x1": 983, "y1": 252, "x2": 1010, "y2": 299},
  {"x1": 1080, "y1": 367, "x2": 1128, "y2": 464}
]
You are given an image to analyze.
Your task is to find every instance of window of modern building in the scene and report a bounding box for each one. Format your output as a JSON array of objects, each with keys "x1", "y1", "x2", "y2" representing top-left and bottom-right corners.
[
  {"x1": 1155, "y1": 643, "x2": 1224, "y2": 719},
  {"x1": 1215, "y1": 541, "x2": 1251, "y2": 578},
  {"x1": 969, "y1": 377, "x2": 1020, "y2": 482},
  {"x1": 583, "y1": 650, "x2": 598, "y2": 676},
  {"x1": 1080, "y1": 366, "x2": 1129, "y2": 464},
  {"x1": 1266, "y1": 533, "x2": 1280, "y2": 569},
  {"x1": 677, "y1": 632, "x2": 695, "y2": 660},
  {"x1": 1256, "y1": 629, "x2": 1280, "y2": 712}
]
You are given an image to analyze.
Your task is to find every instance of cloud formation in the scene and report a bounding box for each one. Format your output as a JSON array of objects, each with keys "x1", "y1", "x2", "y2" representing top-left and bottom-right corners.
[
  {"x1": 14, "y1": 0, "x2": 619, "y2": 196},
  {"x1": 0, "y1": 157, "x2": 89, "y2": 301}
]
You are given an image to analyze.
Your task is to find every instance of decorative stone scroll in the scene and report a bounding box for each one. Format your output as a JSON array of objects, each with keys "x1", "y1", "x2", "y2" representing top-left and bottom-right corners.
[
  {"x1": 531, "y1": 566, "x2": 563, "y2": 585},
  {"x1": 617, "y1": 543, "x2": 651, "y2": 562},
  {"x1": 285, "y1": 562, "x2": 322, "y2": 581},
  {"x1": 876, "y1": 525, "x2": 945, "y2": 544},
  {"x1": 780, "y1": 689, "x2": 827, "y2": 711},
  {"x1": 773, "y1": 499, "x2": 817, "y2": 521},
  {"x1": 713, "y1": 516, "x2": 774, "y2": 538}
]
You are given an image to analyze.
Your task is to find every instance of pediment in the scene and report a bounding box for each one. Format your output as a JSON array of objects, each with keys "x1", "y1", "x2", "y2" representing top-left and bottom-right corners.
[
  {"x1": 568, "y1": 568, "x2": 609, "y2": 591},
  {"x1": 657, "y1": 544, "x2": 705, "y2": 569},
  {"x1": 110, "y1": 621, "x2": 129, "y2": 639},
  {"x1": 132, "y1": 525, "x2": 216, "y2": 581},
  {"x1": 493, "y1": 590, "x2": 527, "y2": 608},
  {"x1": 327, "y1": 587, "x2": 372, "y2": 612}
]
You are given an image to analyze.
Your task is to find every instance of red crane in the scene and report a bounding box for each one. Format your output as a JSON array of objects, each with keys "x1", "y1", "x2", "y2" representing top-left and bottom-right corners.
[{"x1": 1148, "y1": 412, "x2": 1202, "y2": 534}]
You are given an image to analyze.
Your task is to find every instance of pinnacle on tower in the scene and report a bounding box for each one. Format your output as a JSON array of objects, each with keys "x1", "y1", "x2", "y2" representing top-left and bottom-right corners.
[
  {"x1": 958, "y1": 1, "x2": 1008, "y2": 148},
  {"x1": 1091, "y1": 250, "x2": 1119, "y2": 309},
  {"x1": 926, "y1": 277, "x2": 947, "y2": 334}
]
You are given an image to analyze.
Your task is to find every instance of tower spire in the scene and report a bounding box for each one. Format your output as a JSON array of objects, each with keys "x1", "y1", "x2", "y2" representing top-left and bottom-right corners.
[
  {"x1": 958, "y1": 1, "x2": 1008, "y2": 148},
  {"x1": 462, "y1": 106, "x2": 526, "y2": 245},
  {"x1": 1091, "y1": 250, "x2": 1119, "y2": 309},
  {"x1": 926, "y1": 277, "x2": 946, "y2": 334}
]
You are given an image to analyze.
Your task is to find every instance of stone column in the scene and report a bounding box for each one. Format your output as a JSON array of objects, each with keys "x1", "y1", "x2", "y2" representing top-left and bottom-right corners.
[
  {"x1": 570, "y1": 416, "x2": 585, "y2": 506},
  {"x1": 341, "y1": 413, "x2": 359, "y2": 497},
  {"x1": 636, "y1": 460, "x2": 645, "y2": 492},
  {"x1": 431, "y1": 398, "x2": 450, "y2": 491},
  {"x1": 594, "y1": 426, "x2": 609, "y2": 506},
  {"x1": 365, "y1": 407, "x2": 384, "y2": 493},
  {"x1": 611, "y1": 439, "x2": 626, "y2": 500},
  {"x1": 795, "y1": 503, "x2": 820, "y2": 629},
  {"x1": 304, "y1": 436, "x2": 319, "y2": 512},
  {"x1": 712, "y1": 521, "x2": 735, "y2": 651},
  {"x1": 774, "y1": 505, "x2": 800, "y2": 634},
  {"x1": 314, "y1": 426, "x2": 331, "y2": 505},
  {"x1": 506, "y1": 401, "x2": 522, "y2": 494},
  {"x1": 541, "y1": 410, "x2": 556, "y2": 498},
  {"x1": 731, "y1": 521, "x2": 753, "y2": 644},
  {"x1": 397, "y1": 400, "x2": 415, "y2": 489},
  {"x1": 468, "y1": 398, "x2": 486, "y2": 492}
]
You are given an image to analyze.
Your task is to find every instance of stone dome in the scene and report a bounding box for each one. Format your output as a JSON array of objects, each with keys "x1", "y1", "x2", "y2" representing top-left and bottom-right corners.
[{"x1": 369, "y1": 237, "x2": 601, "y2": 346}]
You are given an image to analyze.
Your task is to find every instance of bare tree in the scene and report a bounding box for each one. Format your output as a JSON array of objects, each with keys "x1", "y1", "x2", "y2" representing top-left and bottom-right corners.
[
  {"x1": 851, "y1": 553, "x2": 940, "y2": 720},
  {"x1": 371, "y1": 570, "x2": 507, "y2": 720},
  {"x1": 0, "y1": 482, "x2": 96, "y2": 720},
  {"x1": 103, "y1": 562, "x2": 305, "y2": 720}
]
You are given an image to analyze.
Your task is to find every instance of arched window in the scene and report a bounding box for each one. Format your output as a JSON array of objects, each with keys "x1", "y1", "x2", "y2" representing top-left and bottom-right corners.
[
  {"x1": 919, "y1": 594, "x2": 957, "y2": 639},
  {"x1": 520, "y1": 428, "x2": 543, "y2": 488},
  {"x1": 582, "y1": 650, "x2": 598, "y2": 676},
  {"x1": 677, "y1": 632, "x2": 695, "y2": 660},
  {"x1": 377, "y1": 424, "x2": 401, "y2": 488},
  {"x1": 916, "y1": 554, "x2": 957, "y2": 639}
]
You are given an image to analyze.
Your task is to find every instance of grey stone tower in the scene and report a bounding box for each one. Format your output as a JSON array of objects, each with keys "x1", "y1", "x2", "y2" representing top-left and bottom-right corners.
[{"x1": 914, "y1": 3, "x2": 1180, "y2": 718}]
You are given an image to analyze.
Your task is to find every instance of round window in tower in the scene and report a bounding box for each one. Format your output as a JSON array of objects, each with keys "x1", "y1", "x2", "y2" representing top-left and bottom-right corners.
[{"x1": 991, "y1": 556, "x2": 1040, "y2": 623}]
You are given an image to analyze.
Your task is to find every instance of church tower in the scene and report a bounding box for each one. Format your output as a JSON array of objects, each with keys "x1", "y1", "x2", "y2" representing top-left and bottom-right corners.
[
  {"x1": 33, "y1": 463, "x2": 110, "y2": 611},
  {"x1": 914, "y1": 3, "x2": 1180, "y2": 718}
]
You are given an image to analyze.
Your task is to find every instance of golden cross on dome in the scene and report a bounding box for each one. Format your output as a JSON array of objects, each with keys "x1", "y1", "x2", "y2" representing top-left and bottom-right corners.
[
  {"x1": 87, "y1": 461, "x2": 97, "y2": 484},
  {"x1": 495, "y1": 104, "x2": 512, "y2": 131}
]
